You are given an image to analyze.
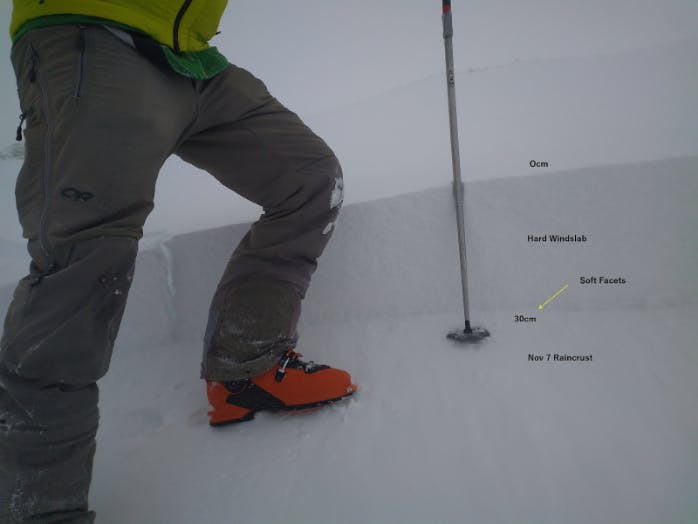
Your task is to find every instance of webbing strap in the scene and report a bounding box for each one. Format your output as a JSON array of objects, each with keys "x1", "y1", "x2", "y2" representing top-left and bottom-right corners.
[{"x1": 103, "y1": 25, "x2": 171, "y2": 72}]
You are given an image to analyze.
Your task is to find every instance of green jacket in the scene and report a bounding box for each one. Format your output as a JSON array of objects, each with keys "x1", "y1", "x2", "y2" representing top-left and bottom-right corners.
[{"x1": 11, "y1": 0, "x2": 228, "y2": 52}]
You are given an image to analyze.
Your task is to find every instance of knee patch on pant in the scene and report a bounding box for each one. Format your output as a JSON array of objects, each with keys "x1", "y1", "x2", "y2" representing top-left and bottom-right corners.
[{"x1": 202, "y1": 278, "x2": 301, "y2": 381}]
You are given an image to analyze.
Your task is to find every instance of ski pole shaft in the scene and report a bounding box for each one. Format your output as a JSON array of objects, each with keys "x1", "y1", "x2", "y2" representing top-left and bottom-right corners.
[{"x1": 442, "y1": 0, "x2": 472, "y2": 332}]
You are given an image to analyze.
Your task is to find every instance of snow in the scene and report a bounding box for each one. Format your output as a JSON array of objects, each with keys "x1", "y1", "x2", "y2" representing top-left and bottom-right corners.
[
  {"x1": 0, "y1": 3, "x2": 696, "y2": 521},
  {"x1": 87, "y1": 307, "x2": 698, "y2": 524},
  {"x1": 35, "y1": 157, "x2": 690, "y2": 523}
]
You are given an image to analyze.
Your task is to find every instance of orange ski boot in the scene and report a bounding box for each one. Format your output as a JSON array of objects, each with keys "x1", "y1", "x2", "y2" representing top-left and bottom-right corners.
[{"x1": 207, "y1": 350, "x2": 358, "y2": 426}]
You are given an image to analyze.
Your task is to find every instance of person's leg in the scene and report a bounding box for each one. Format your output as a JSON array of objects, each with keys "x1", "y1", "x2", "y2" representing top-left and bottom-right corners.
[
  {"x1": 0, "y1": 25, "x2": 193, "y2": 523},
  {"x1": 176, "y1": 65, "x2": 344, "y2": 382}
]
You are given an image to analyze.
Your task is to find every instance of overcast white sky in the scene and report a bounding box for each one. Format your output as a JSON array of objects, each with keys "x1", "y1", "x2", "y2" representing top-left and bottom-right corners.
[{"x1": 2, "y1": 1, "x2": 698, "y2": 126}]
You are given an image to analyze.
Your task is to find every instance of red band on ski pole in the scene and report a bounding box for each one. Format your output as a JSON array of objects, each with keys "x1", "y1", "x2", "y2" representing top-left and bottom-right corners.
[{"x1": 443, "y1": 0, "x2": 452, "y2": 13}]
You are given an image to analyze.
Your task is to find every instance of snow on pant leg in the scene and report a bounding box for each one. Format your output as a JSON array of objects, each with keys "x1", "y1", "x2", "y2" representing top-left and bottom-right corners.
[
  {"x1": 0, "y1": 25, "x2": 193, "y2": 522},
  {"x1": 175, "y1": 65, "x2": 344, "y2": 381}
]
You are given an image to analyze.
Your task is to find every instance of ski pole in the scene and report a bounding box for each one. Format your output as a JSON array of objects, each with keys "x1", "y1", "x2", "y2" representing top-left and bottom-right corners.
[{"x1": 442, "y1": 0, "x2": 490, "y2": 343}]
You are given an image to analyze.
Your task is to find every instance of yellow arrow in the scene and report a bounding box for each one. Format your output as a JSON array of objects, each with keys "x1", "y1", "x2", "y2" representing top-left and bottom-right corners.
[{"x1": 538, "y1": 284, "x2": 569, "y2": 310}]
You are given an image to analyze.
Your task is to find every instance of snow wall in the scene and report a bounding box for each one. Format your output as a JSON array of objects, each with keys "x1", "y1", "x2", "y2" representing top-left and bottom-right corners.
[{"x1": 5, "y1": 155, "x2": 694, "y2": 347}]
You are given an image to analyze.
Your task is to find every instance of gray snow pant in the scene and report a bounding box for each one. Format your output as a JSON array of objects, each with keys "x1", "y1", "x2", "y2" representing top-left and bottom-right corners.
[{"x1": 0, "y1": 25, "x2": 342, "y2": 523}]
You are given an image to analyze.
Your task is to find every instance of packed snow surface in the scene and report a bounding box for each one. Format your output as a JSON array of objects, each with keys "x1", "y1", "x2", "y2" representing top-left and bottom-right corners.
[{"x1": 93, "y1": 308, "x2": 697, "y2": 524}]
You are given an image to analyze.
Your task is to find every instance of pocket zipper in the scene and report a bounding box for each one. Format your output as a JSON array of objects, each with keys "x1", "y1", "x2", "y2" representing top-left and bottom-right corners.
[
  {"x1": 16, "y1": 110, "x2": 29, "y2": 141},
  {"x1": 29, "y1": 43, "x2": 58, "y2": 274},
  {"x1": 75, "y1": 25, "x2": 87, "y2": 99},
  {"x1": 29, "y1": 52, "x2": 37, "y2": 83}
]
